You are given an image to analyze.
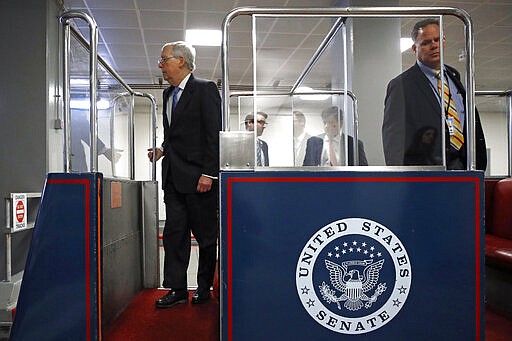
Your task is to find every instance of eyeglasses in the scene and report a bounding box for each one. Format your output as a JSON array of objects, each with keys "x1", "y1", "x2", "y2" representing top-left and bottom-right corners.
[
  {"x1": 157, "y1": 56, "x2": 178, "y2": 64},
  {"x1": 257, "y1": 120, "x2": 267, "y2": 126}
]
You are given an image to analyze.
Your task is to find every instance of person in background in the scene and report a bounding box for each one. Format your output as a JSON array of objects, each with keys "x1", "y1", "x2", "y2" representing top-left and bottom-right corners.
[
  {"x1": 245, "y1": 112, "x2": 269, "y2": 166},
  {"x1": 303, "y1": 106, "x2": 368, "y2": 166},
  {"x1": 382, "y1": 18, "x2": 486, "y2": 170},
  {"x1": 293, "y1": 111, "x2": 311, "y2": 167},
  {"x1": 148, "y1": 41, "x2": 221, "y2": 308}
]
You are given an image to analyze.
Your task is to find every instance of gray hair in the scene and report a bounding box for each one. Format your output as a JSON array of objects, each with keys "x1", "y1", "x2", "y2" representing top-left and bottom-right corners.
[{"x1": 163, "y1": 41, "x2": 196, "y2": 71}]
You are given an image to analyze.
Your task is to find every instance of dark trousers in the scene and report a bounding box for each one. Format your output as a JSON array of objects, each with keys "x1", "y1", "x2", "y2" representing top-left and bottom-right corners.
[{"x1": 162, "y1": 179, "x2": 218, "y2": 293}]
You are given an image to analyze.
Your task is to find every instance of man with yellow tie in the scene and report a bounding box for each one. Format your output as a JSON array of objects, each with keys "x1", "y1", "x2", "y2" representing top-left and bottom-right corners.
[{"x1": 382, "y1": 18, "x2": 487, "y2": 170}]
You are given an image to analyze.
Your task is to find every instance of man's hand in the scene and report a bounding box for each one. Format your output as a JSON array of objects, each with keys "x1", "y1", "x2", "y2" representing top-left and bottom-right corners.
[
  {"x1": 196, "y1": 175, "x2": 213, "y2": 193},
  {"x1": 147, "y1": 148, "x2": 164, "y2": 162}
]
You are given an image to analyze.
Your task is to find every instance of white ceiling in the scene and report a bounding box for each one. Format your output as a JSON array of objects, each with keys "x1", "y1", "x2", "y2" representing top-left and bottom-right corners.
[{"x1": 62, "y1": 0, "x2": 512, "y2": 106}]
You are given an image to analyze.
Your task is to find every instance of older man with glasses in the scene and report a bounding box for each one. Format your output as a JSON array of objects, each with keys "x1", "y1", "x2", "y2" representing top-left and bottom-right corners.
[{"x1": 148, "y1": 41, "x2": 221, "y2": 308}]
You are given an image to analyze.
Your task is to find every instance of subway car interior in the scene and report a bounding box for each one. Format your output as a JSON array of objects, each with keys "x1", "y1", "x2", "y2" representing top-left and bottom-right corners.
[{"x1": 1, "y1": 1, "x2": 512, "y2": 340}]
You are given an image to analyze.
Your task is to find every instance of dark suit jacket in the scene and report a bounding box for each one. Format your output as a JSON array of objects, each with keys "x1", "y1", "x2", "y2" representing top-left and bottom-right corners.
[
  {"x1": 258, "y1": 138, "x2": 269, "y2": 166},
  {"x1": 382, "y1": 63, "x2": 487, "y2": 170},
  {"x1": 161, "y1": 74, "x2": 221, "y2": 193},
  {"x1": 302, "y1": 134, "x2": 368, "y2": 166}
]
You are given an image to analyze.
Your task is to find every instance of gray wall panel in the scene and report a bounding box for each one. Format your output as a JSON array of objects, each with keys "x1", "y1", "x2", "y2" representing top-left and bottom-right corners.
[
  {"x1": 101, "y1": 179, "x2": 143, "y2": 330},
  {"x1": 0, "y1": 0, "x2": 61, "y2": 279}
]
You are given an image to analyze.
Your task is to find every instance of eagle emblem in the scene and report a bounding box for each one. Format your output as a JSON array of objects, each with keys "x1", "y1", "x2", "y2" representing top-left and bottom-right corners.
[{"x1": 320, "y1": 259, "x2": 387, "y2": 311}]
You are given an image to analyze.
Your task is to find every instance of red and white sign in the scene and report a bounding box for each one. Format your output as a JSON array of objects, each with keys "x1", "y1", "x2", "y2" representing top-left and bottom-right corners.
[{"x1": 11, "y1": 193, "x2": 27, "y2": 231}]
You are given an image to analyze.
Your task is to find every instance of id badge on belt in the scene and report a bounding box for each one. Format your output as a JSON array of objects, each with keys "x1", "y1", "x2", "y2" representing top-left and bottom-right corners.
[{"x1": 445, "y1": 117, "x2": 455, "y2": 135}]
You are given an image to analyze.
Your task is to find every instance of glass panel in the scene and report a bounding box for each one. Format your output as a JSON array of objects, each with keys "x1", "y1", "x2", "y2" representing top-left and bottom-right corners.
[
  {"x1": 224, "y1": 14, "x2": 480, "y2": 170},
  {"x1": 477, "y1": 94, "x2": 509, "y2": 176},
  {"x1": 382, "y1": 16, "x2": 446, "y2": 168},
  {"x1": 68, "y1": 31, "x2": 130, "y2": 177}
]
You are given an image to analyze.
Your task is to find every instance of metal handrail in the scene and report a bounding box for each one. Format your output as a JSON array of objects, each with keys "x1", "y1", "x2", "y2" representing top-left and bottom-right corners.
[
  {"x1": 222, "y1": 6, "x2": 476, "y2": 170},
  {"x1": 290, "y1": 17, "x2": 346, "y2": 94},
  {"x1": 60, "y1": 11, "x2": 98, "y2": 172},
  {"x1": 134, "y1": 92, "x2": 158, "y2": 181}
]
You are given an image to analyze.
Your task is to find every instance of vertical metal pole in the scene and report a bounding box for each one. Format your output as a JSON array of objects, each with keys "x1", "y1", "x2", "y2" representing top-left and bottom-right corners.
[
  {"x1": 110, "y1": 97, "x2": 116, "y2": 177},
  {"x1": 463, "y1": 14, "x2": 476, "y2": 170},
  {"x1": 439, "y1": 16, "x2": 448, "y2": 170},
  {"x1": 134, "y1": 92, "x2": 158, "y2": 181},
  {"x1": 60, "y1": 11, "x2": 99, "y2": 172},
  {"x1": 62, "y1": 23, "x2": 71, "y2": 172},
  {"x1": 149, "y1": 95, "x2": 157, "y2": 181},
  {"x1": 252, "y1": 15, "x2": 258, "y2": 167},
  {"x1": 89, "y1": 21, "x2": 99, "y2": 172},
  {"x1": 221, "y1": 10, "x2": 238, "y2": 131},
  {"x1": 129, "y1": 94, "x2": 136, "y2": 180},
  {"x1": 5, "y1": 198, "x2": 12, "y2": 282}
]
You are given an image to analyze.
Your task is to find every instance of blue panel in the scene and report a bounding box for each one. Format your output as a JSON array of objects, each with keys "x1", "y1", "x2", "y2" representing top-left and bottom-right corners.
[
  {"x1": 221, "y1": 171, "x2": 484, "y2": 341},
  {"x1": 10, "y1": 173, "x2": 102, "y2": 341}
]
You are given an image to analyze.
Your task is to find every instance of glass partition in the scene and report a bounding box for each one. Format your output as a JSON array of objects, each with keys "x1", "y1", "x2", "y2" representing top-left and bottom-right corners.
[
  {"x1": 67, "y1": 22, "x2": 156, "y2": 178},
  {"x1": 223, "y1": 11, "x2": 470, "y2": 170},
  {"x1": 68, "y1": 29, "x2": 131, "y2": 178},
  {"x1": 476, "y1": 92, "x2": 511, "y2": 176},
  {"x1": 229, "y1": 93, "x2": 359, "y2": 167}
]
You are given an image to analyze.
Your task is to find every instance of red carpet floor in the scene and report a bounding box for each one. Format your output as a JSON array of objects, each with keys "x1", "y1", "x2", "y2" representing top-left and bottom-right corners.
[
  {"x1": 104, "y1": 289, "x2": 219, "y2": 341},
  {"x1": 105, "y1": 289, "x2": 512, "y2": 340},
  {"x1": 486, "y1": 306, "x2": 512, "y2": 341}
]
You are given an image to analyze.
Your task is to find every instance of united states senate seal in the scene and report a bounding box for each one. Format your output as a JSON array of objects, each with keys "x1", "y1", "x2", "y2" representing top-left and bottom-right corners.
[{"x1": 296, "y1": 218, "x2": 412, "y2": 334}]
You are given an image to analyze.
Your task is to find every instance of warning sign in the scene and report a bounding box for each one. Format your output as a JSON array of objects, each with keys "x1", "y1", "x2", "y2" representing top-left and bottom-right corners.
[{"x1": 12, "y1": 193, "x2": 27, "y2": 231}]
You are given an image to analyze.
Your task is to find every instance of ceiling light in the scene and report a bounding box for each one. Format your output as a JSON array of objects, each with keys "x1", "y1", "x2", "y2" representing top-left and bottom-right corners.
[
  {"x1": 70, "y1": 99, "x2": 110, "y2": 110},
  {"x1": 70, "y1": 78, "x2": 90, "y2": 86},
  {"x1": 296, "y1": 86, "x2": 330, "y2": 101},
  {"x1": 401, "y1": 38, "x2": 413, "y2": 53},
  {"x1": 186, "y1": 29, "x2": 222, "y2": 46}
]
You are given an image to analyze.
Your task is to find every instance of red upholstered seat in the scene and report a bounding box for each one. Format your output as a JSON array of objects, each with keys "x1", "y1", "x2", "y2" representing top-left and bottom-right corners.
[
  {"x1": 485, "y1": 234, "x2": 512, "y2": 271},
  {"x1": 484, "y1": 178, "x2": 500, "y2": 232},
  {"x1": 490, "y1": 178, "x2": 512, "y2": 240},
  {"x1": 486, "y1": 178, "x2": 512, "y2": 271}
]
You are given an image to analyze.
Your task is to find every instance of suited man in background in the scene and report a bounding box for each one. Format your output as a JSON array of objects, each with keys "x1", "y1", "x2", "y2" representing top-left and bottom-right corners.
[
  {"x1": 245, "y1": 112, "x2": 269, "y2": 166},
  {"x1": 293, "y1": 111, "x2": 311, "y2": 166},
  {"x1": 382, "y1": 18, "x2": 486, "y2": 170},
  {"x1": 148, "y1": 41, "x2": 221, "y2": 308},
  {"x1": 303, "y1": 106, "x2": 368, "y2": 166}
]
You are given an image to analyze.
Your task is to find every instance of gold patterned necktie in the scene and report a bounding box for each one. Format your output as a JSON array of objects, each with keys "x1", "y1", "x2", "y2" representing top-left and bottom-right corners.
[{"x1": 435, "y1": 70, "x2": 464, "y2": 150}]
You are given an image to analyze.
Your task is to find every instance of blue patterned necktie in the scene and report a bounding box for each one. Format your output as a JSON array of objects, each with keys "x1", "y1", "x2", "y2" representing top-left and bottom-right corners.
[
  {"x1": 172, "y1": 87, "x2": 180, "y2": 111},
  {"x1": 257, "y1": 139, "x2": 263, "y2": 166}
]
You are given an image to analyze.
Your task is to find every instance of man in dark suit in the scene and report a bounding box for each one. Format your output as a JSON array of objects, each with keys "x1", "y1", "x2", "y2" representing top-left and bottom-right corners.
[
  {"x1": 244, "y1": 112, "x2": 269, "y2": 166},
  {"x1": 382, "y1": 19, "x2": 487, "y2": 170},
  {"x1": 148, "y1": 41, "x2": 221, "y2": 308},
  {"x1": 303, "y1": 106, "x2": 368, "y2": 166}
]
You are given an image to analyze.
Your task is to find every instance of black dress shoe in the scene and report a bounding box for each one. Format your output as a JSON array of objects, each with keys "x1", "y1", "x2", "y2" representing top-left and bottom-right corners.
[
  {"x1": 155, "y1": 290, "x2": 188, "y2": 309},
  {"x1": 191, "y1": 289, "x2": 210, "y2": 304}
]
